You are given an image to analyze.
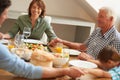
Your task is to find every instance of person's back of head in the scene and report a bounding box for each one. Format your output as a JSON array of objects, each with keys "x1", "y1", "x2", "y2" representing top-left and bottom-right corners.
[
  {"x1": 0, "y1": 0, "x2": 11, "y2": 15},
  {"x1": 97, "y1": 46, "x2": 120, "y2": 63}
]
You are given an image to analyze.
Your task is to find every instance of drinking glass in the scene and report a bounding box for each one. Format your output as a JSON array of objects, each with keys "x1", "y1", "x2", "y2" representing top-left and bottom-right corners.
[
  {"x1": 63, "y1": 48, "x2": 70, "y2": 58},
  {"x1": 23, "y1": 27, "x2": 31, "y2": 40},
  {"x1": 55, "y1": 43, "x2": 63, "y2": 53},
  {"x1": 14, "y1": 34, "x2": 24, "y2": 48},
  {"x1": 8, "y1": 40, "x2": 15, "y2": 50}
]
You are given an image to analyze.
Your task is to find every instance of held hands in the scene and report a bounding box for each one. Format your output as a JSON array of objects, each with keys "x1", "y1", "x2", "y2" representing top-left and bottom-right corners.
[
  {"x1": 49, "y1": 38, "x2": 63, "y2": 47},
  {"x1": 66, "y1": 67, "x2": 86, "y2": 78}
]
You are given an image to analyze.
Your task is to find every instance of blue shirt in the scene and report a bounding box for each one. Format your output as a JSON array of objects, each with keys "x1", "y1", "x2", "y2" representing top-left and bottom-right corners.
[
  {"x1": 84, "y1": 26, "x2": 120, "y2": 59},
  {"x1": 0, "y1": 43, "x2": 43, "y2": 79},
  {"x1": 108, "y1": 66, "x2": 120, "y2": 80}
]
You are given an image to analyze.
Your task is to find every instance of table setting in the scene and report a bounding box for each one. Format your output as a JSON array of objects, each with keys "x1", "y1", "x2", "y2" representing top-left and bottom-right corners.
[{"x1": 0, "y1": 38, "x2": 111, "y2": 80}]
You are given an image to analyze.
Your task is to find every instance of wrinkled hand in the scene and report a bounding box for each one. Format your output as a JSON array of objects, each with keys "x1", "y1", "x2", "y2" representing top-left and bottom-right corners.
[
  {"x1": 66, "y1": 67, "x2": 86, "y2": 78},
  {"x1": 78, "y1": 52, "x2": 94, "y2": 61},
  {"x1": 48, "y1": 38, "x2": 63, "y2": 47}
]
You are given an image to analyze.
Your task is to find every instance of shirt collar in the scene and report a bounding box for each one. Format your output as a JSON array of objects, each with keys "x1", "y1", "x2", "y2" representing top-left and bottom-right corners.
[
  {"x1": 98, "y1": 26, "x2": 115, "y2": 39},
  {"x1": 103, "y1": 26, "x2": 115, "y2": 39},
  {"x1": 27, "y1": 15, "x2": 41, "y2": 23}
]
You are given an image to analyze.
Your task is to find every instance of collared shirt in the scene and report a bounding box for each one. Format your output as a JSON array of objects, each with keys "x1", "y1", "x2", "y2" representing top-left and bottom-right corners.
[
  {"x1": 0, "y1": 43, "x2": 43, "y2": 79},
  {"x1": 8, "y1": 15, "x2": 57, "y2": 41},
  {"x1": 108, "y1": 66, "x2": 120, "y2": 80},
  {"x1": 84, "y1": 26, "x2": 120, "y2": 59}
]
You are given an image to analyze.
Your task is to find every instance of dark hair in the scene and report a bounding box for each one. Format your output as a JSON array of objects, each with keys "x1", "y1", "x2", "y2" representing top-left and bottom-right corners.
[
  {"x1": 28, "y1": 0, "x2": 46, "y2": 18},
  {"x1": 0, "y1": 0, "x2": 11, "y2": 15},
  {"x1": 97, "y1": 46, "x2": 120, "y2": 63}
]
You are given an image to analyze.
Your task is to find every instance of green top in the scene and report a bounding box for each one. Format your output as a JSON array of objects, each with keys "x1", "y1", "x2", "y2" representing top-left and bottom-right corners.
[{"x1": 8, "y1": 15, "x2": 57, "y2": 41}]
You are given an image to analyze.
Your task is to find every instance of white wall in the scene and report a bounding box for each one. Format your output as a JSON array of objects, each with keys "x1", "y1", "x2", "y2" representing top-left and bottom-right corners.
[
  {"x1": 9, "y1": 0, "x2": 32, "y2": 12},
  {"x1": 44, "y1": 0, "x2": 93, "y2": 21},
  {"x1": 9, "y1": 0, "x2": 93, "y2": 21},
  {"x1": 52, "y1": 24, "x2": 76, "y2": 41}
]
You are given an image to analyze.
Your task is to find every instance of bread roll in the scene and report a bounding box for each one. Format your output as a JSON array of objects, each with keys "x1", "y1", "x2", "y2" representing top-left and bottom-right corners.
[{"x1": 30, "y1": 49, "x2": 54, "y2": 67}]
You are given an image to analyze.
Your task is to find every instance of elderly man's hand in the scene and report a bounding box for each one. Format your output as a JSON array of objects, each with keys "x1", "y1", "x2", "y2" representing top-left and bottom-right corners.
[{"x1": 78, "y1": 52, "x2": 94, "y2": 61}]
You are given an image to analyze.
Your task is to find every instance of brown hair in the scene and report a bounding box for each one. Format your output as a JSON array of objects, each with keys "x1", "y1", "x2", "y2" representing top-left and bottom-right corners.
[
  {"x1": 28, "y1": 0, "x2": 46, "y2": 18},
  {"x1": 97, "y1": 46, "x2": 120, "y2": 63}
]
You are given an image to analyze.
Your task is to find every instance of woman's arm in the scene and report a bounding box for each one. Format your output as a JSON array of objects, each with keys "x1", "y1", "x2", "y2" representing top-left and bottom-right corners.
[
  {"x1": 62, "y1": 40, "x2": 87, "y2": 51},
  {"x1": 49, "y1": 38, "x2": 87, "y2": 51}
]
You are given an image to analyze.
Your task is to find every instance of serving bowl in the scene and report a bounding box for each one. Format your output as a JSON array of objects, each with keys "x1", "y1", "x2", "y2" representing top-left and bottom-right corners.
[
  {"x1": 53, "y1": 57, "x2": 69, "y2": 67},
  {"x1": 53, "y1": 53, "x2": 69, "y2": 67}
]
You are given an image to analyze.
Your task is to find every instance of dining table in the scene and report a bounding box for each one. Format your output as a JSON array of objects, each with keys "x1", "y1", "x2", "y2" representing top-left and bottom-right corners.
[
  {"x1": 0, "y1": 39, "x2": 111, "y2": 80},
  {"x1": 0, "y1": 56, "x2": 111, "y2": 80}
]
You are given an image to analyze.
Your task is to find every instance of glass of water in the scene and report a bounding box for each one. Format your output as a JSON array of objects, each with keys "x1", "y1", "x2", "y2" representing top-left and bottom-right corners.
[
  {"x1": 23, "y1": 27, "x2": 31, "y2": 40},
  {"x1": 14, "y1": 34, "x2": 24, "y2": 48}
]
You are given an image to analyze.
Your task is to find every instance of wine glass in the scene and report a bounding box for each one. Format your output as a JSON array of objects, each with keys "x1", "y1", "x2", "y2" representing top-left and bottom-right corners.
[{"x1": 23, "y1": 27, "x2": 31, "y2": 40}]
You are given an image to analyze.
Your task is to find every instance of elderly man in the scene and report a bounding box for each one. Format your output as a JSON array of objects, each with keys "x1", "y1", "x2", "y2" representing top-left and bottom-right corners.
[{"x1": 49, "y1": 7, "x2": 120, "y2": 60}]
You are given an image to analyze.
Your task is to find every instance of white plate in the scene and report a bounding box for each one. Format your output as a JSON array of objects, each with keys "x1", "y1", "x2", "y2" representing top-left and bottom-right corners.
[
  {"x1": 23, "y1": 39, "x2": 43, "y2": 44},
  {"x1": 69, "y1": 60, "x2": 97, "y2": 68},
  {"x1": 63, "y1": 49, "x2": 81, "y2": 56}
]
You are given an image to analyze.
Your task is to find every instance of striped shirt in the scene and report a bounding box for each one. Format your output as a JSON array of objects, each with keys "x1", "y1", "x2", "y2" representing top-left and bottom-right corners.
[{"x1": 84, "y1": 26, "x2": 120, "y2": 59}]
